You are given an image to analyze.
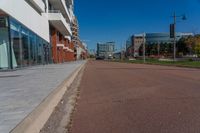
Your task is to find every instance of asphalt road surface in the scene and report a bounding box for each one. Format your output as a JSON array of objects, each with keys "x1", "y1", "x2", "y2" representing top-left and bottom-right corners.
[{"x1": 70, "y1": 61, "x2": 200, "y2": 133}]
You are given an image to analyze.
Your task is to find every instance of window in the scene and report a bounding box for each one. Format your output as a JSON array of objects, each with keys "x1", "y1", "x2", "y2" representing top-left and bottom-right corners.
[
  {"x1": 10, "y1": 19, "x2": 21, "y2": 68},
  {"x1": 21, "y1": 27, "x2": 29, "y2": 66},
  {"x1": 0, "y1": 17, "x2": 9, "y2": 69}
]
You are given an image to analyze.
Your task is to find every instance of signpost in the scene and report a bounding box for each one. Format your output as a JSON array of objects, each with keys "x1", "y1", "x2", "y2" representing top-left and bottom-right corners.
[{"x1": 170, "y1": 12, "x2": 186, "y2": 61}]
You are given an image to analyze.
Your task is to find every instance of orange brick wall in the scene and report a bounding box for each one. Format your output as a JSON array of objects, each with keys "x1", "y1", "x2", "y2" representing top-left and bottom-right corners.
[{"x1": 51, "y1": 27, "x2": 75, "y2": 63}]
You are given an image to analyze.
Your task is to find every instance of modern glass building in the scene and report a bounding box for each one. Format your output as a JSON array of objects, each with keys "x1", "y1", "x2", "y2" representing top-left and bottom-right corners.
[
  {"x1": 125, "y1": 32, "x2": 193, "y2": 57},
  {"x1": 0, "y1": 16, "x2": 51, "y2": 70},
  {"x1": 0, "y1": 0, "x2": 77, "y2": 70},
  {"x1": 97, "y1": 42, "x2": 115, "y2": 59},
  {"x1": 145, "y1": 32, "x2": 193, "y2": 44}
]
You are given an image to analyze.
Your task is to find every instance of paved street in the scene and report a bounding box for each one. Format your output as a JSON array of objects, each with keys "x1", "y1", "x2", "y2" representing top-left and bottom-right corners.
[
  {"x1": 71, "y1": 60, "x2": 200, "y2": 133},
  {"x1": 0, "y1": 61, "x2": 85, "y2": 133}
]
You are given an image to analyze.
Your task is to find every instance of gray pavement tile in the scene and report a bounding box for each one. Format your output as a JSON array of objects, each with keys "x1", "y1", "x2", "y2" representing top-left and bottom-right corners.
[{"x1": 0, "y1": 61, "x2": 85, "y2": 133}]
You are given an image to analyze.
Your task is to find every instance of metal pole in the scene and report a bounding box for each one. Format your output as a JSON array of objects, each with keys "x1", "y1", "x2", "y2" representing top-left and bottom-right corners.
[
  {"x1": 121, "y1": 44, "x2": 123, "y2": 61},
  {"x1": 157, "y1": 42, "x2": 160, "y2": 57},
  {"x1": 173, "y1": 12, "x2": 176, "y2": 61},
  {"x1": 143, "y1": 33, "x2": 146, "y2": 63}
]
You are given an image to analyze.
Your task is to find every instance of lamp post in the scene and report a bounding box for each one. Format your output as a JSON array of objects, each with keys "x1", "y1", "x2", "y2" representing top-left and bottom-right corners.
[
  {"x1": 143, "y1": 33, "x2": 146, "y2": 63},
  {"x1": 171, "y1": 12, "x2": 186, "y2": 61}
]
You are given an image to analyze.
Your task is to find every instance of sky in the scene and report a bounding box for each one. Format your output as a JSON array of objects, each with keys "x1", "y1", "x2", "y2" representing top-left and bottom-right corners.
[{"x1": 74, "y1": 0, "x2": 200, "y2": 51}]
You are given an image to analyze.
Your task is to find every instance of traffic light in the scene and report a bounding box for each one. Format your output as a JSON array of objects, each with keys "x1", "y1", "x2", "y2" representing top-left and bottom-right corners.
[{"x1": 170, "y1": 24, "x2": 175, "y2": 38}]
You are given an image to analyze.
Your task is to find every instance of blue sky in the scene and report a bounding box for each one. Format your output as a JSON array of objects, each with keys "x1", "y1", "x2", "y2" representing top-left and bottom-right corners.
[{"x1": 74, "y1": 0, "x2": 200, "y2": 51}]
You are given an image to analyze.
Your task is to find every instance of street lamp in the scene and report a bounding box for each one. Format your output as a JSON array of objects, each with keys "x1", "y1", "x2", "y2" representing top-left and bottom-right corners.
[
  {"x1": 171, "y1": 12, "x2": 187, "y2": 61},
  {"x1": 143, "y1": 33, "x2": 146, "y2": 63}
]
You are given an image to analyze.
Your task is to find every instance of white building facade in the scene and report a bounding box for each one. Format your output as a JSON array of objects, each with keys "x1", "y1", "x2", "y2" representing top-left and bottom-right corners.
[{"x1": 0, "y1": 0, "x2": 75, "y2": 70}]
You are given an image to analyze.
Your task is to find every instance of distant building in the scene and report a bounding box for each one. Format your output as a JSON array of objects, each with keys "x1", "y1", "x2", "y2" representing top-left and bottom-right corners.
[
  {"x1": 126, "y1": 34, "x2": 144, "y2": 57},
  {"x1": 97, "y1": 42, "x2": 115, "y2": 59},
  {"x1": 145, "y1": 32, "x2": 193, "y2": 44},
  {"x1": 113, "y1": 52, "x2": 121, "y2": 59},
  {"x1": 126, "y1": 32, "x2": 193, "y2": 57},
  {"x1": 76, "y1": 42, "x2": 87, "y2": 60}
]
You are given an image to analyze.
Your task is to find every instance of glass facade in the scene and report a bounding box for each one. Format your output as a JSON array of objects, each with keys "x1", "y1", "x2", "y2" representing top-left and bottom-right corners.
[
  {"x1": 145, "y1": 33, "x2": 183, "y2": 45},
  {"x1": 0, "y1": 16, "x2": 52, "y2": 70},
  {"x1": 0, "y1": 16, "x2": 10, "y2": 69},
  {"x1": 97, "y1": 42, "x2": 115, "y2": 58}
]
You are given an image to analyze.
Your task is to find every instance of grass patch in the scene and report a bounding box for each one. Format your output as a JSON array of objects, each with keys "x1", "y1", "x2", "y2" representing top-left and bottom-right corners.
[{"x1": 112, "y1": 58, "x2": 200, "y2": 68}]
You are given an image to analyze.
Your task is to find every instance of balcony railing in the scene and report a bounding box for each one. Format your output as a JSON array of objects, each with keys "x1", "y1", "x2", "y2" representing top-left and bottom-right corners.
[
  {"x1": 27, "y1": 0, "x2": 45, "y2": 12},
  {"x1": 47, "y1": 10, "x2": 72, "y2": 36},
  {"x1": 48, "y1": 0, "x2": 72, "y2": 22}
]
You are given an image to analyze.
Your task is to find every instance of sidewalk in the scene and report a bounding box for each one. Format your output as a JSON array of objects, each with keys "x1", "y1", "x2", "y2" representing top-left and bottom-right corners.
[{"x1": 0, "y1": 61, "x2": 86, "y2": 133}]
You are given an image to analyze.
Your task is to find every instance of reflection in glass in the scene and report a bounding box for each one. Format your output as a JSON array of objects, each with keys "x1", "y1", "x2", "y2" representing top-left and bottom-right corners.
[
  {"x1": 29, "y1": 32, "x2": 37, "y2": 65},
  {"x1": 0, "y1": 26, "x2": 9, "y2": 69},
  {"x1": 10, "y1": 20, "x2": 21, "y2": 67},
  {"x1": 21, "y1": 27, "x2": 29, "y2": 66},
  {"x1": 37, "y1": 38, "x2": 43, "y2": 64}
]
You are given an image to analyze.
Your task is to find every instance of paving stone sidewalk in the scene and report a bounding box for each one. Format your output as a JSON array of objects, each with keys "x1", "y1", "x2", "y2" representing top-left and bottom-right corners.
[{"x1": 0, "y1": 61, "x2": 86, "y2": 133}]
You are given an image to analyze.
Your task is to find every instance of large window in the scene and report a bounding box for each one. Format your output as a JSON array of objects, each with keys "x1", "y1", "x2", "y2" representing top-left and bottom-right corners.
[
  {"x1": 29, "y1": 32, "x2": 37, "y2": 65},
  {"x1": 0, "y1": 17, "x2": 10, "y2": 69},
  {"x1": 37, "y1": 37, "x2": 43, "y2": 64},
  {"x1": 10, "y1": 26, "x2": 21, "y2": 67},
  {"x1": 8, "y1": 17, "x2": 52, "y2": 69},
  {"x1": 21, "y1": 27, "x2": 29, "y2": 66}
]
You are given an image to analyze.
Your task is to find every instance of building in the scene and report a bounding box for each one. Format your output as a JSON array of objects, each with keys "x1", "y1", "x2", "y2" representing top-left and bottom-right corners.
[
  {"x1": 71, "y1": 15, "x2": 87, "y2": 60},
  {"x1": 145, "y1": 32, "x2": 193, "y2": 44},
  {"x1": 0, "y1": 0, "x2": 76, "y2": 70},
  {"x1": 113, "y1": 52, "x2": 121, "y2": 59},
  {"x1": 75, "y1": 41, "x2": 87, "y2": 60},
  {"x1": 71, "y1": 16, "x2": 79, "y2": 46},
  {"x1": 126, "y1": 34, "x2": 144, "y2": 57},
  {"x1": 97, "y1": 42, "x2": 115, "y2": 59},
  {"x1": 126, "y1": 32, "x2": 193, "y2": 57}
]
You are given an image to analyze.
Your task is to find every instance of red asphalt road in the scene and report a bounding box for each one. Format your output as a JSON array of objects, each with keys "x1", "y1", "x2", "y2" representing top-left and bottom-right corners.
[{"x1": 71, "y1": 61, "x2": 200, "y2": 133}]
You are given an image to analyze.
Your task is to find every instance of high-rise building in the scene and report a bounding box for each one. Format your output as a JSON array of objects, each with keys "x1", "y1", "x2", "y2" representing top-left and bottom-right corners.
[
  {"x1": 97, "y1": 42, "x2": 115, "y2": 59},
  {"x1": 0, "y1": 0, "x2": 76, "y2": 70},
  {"x1": 71, "y1": 16, "x2": 88, "y2": 60},
  {"x1": 71, "y1": 16, "x2": 79, "y2": 45}
]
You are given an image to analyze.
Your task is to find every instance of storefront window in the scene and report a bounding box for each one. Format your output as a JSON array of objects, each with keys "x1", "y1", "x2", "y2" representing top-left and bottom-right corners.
[
  {"x1": 21, "y1": 27, "x2": 29, "y2": 66},
  {"x1": 10, "y1": 18, "x2": 21, "y2": 68},
  {"x1": 29, "y1": 32, "x2": 37, "y2": 65},
  {"x1": 37, "y1": 37, "x2": 43, "y2": 64},
  {"x1": 0, "y1": 17, "x2": 9, "y2": 69},
  {"x1": 2, "y1": 17, "x2": 52, "y2": 69}
]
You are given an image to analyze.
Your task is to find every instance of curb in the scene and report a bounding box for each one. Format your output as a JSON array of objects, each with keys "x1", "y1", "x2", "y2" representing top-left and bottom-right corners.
[{"x1": 10, "y1": 62, "x2": 86, "y2": 133}]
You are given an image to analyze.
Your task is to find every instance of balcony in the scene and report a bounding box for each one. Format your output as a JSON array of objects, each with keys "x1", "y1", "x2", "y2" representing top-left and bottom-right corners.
[
  {"x1": 47, "y1": 10, "x2": 72, "y2": 36},
  {"x1": 63, "y1": 46, "x2": 74, "y2": 52},
  {"x1": 57, "y1": 44, "x2": 74, "y2": 52},
  {"x1": 48, "y1": 0, "x2": 71, "y2": 22},
  {"x1": 57, "y1": 44, "x2": 65, "y2": 47},
  {"x1": 27, "y1": 0, "x2": 45, "y2": 13}
]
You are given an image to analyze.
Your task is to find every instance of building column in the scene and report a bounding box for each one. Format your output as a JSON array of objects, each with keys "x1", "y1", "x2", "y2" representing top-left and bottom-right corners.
[
  {"x1": 45, "y1": 0, "x2": 49, "y2": 13},
  {"x1": 51, "y1": 28, "x2": 58, "y2": 63},
  {"x1": 64, "y1": 39, "x2": 67, "y2": 62}
]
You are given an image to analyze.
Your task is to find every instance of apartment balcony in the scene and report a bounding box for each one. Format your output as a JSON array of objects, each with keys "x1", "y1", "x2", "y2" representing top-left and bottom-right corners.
[
  {"x1": 57, "y1": 44, "x2": 74, "y2": 52},
  {"x1": 47, "y1": 10, "x2": 72, "y2": 36},
  {"x1": 48, "y1": 0, "x2": 71, "y2": 22},
  {"x1": 64, "y1": 47, "x2": 74, "y2": 52},
  {"x1": 27, "y1": 0, "x2": 45, "y2": 13},
  {"x1": 57, "y1": 44, "x2": 65, "y2": 47}
]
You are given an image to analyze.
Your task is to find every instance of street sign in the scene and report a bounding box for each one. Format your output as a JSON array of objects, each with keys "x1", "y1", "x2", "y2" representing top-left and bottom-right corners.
[{"x1": 170, "y1": 24, "x2": 175, "y2": 38}]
